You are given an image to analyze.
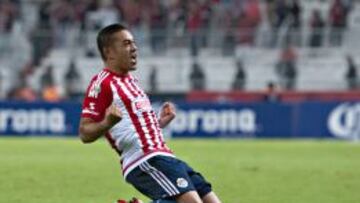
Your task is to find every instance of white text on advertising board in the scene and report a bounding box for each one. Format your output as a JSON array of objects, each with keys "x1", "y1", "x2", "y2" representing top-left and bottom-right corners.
[
  {"x1": 0, "y1": 109, "x2": 65, "y2": 133},
  {"x1": 170, "y1": 109, "x2": 257, "y2": 134},
  {"x1": 328, "y1": 103, "x2": 360, "y2": 139}
]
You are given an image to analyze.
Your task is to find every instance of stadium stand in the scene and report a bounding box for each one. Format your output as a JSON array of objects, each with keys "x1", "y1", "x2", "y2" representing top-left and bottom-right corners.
[{"x1": 0, "y1": 0, "x2": 359, "y2": 101}]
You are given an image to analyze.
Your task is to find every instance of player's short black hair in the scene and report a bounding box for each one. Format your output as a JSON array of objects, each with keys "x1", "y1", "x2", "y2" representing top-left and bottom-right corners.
[{"x1": 97, "y1": 23, "x2": 128, "y2": 60}]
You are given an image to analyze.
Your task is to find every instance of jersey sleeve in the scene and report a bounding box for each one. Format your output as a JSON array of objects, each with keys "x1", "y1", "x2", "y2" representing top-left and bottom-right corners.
[{"x1": 81, "y1": 76, "x2": 113, "y2": 122}]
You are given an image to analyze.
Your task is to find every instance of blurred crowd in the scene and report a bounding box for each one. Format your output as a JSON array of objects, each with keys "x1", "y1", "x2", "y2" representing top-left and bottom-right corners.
[
  {"x1": 1, "y1": 0, "x2": 355, "y2": 55},
  {"x1": 0, "y1": 0, "x2": 358, "y2": 101}
]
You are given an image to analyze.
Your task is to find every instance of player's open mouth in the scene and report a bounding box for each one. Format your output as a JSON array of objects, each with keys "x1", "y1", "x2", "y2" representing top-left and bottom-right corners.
[{"x1": 131, "y1": 55, "x2": 137, "y2": 65}]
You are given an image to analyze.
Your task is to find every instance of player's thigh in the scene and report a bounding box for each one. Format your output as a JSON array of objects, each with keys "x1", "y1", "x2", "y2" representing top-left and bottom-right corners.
[
  {"x1": 180, "y1": 160, "x2": 213, "y2": 199},
  {"x1": 202, "y1": 191, "x2": 222, "y2": 203},
  {"x1": 175, "y1": 190, "x2": 202, "y2": 203}
]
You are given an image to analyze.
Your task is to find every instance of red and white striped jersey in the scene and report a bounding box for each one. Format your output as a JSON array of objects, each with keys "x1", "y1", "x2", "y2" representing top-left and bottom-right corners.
[{"x1": 81, "y1": 68, "x2": 173, "y2": 178}]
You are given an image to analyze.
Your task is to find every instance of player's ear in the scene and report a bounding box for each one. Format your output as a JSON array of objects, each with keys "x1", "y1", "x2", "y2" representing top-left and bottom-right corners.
[{"x1": 104, "y1": 47, "x2": 114, "y2": 60}]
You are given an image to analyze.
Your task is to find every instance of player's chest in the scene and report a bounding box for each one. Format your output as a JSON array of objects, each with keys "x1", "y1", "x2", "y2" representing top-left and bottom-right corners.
[{"x1": 113, "y1": 78, "x2": 153, "y2": 114}]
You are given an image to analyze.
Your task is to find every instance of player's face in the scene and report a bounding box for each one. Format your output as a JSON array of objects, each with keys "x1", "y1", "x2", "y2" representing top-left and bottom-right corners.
[{"x1": 108, "y1": 30, "x2": 138, "y2": 73}]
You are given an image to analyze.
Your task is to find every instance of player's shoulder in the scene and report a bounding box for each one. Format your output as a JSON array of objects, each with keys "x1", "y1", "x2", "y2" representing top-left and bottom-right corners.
[
  {"x1": 90, "y1": 69, "x2": 112, "y2": 84},
  {"x1": 86, "y1": 69, "x2": 113, "y2": 98}
]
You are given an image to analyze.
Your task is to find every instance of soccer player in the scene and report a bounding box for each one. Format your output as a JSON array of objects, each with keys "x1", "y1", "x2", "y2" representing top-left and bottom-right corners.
[{"x1": 79, "y1": 23, "x2": 222, "y2": 203}]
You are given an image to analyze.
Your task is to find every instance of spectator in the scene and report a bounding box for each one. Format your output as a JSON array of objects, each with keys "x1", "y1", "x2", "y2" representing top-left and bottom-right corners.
[
  {"x1": 50, "y1": 0, "x2": 76, "y2": 47},
  {"x1": 329, "y1": 0, "x2": 348, "y2": 46},
  {"x1": 237, "y1": 12, "x2": 253, "y2": 45},
  {"x1": 238, "y1": 0, "x2": 262, "y2": 45},
  {"x1": 270, "y1": 0, "x2": 289, "y2": 47},
  {"x1": 222, "y1": 26, "x2": 236, "y2": 56},
  {"x1": 149, "y1": 1, "x2": 168, "y2": 54},
  {"x1": 0, "y1": 0, "x2": 18, "y2": 34},
  {"x1": 71, "y1": 0, "x2": 94, "y2": 30},
  {"x1": 116, "y1": 0, "x2": 141, "y2": 28},
  {"x1": 31, "y1": 1, "x2": 53, "y2": 66},
  {"x1": 40, "y1": 65, "x2": 61, "y2": 102},
  {"x1": 221, "y1": 9, "x2": 236, "y2": 56},
  {"x1": 342, "y1": 0, "x2": 354, "y2": 12},
  {"x1": 42, "y1": 80, "x2": 61, "y2": 102},
  {"x1": 199, "y1": 0, "x2": 213, "y2": 47},
  {"x1": 264, "y1": 0, "x2": 277, "y2": 47},
  {"x1": 40, "y1": 65, "x2": 54, "y2": 89},
  {"x1": 85, "y1": 0, "x2": 119, "y2": 29},
  {"x1": 190, "y1": 61, "x2": 206, "y2": 90},
  {"x1": 274, "y1": 0, "x2": 289, "y2": 28},
  {"x1": 264, "y1": 81, "x2": 279, "y2": 102},
  {"x1": 187, "y1": 1, "x2": 203, "y2": 57},
  {"x1": 84, "y1": 0, "x2": 119, "y2": 57},
  {"x1": 345, "y1": 55, "x2": 358, "y2": 89},
  {"x1": 287, "y1": 0, "x2": 302, "y2": 46},
  {"x1": 149, "y1": 65, "x2": 158, "y2": 94},
  {"x1": 288, "y1": 0, "x2": 302, "y2": 29},
  {"x1": 167, "y1": 0, "x2": 187, "y2": 38},
  {"x1": 38, "y1": 1, "x2": 52, "y2": 28},
  {"x1": 309, "y1": 9, "x2": 325, "y2": 48},
  {"x1": 64, "y1": 60, "x2": 82, "y2": 100},
  {"x1": 7, "y1": 73, "x2": 37, "y2": 101},
  {"x1": 232, "y1": 59, "x2": 246, "y2": 90},
  {"x1": 276, "y1": 44, "x2": 298, "y2": 90}
]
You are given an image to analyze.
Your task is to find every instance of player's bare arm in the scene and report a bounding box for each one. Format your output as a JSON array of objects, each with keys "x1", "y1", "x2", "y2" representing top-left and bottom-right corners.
[
  {"x1": 158, "y1": 102, "x2": 176, "y2": 128},
  {"x1": 79, "y1": 103, "x2": 122, "y2": 143}
]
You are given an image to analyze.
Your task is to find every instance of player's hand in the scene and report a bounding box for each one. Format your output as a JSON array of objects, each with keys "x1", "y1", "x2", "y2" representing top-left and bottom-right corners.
[
  {"x1": 103, "y1": 103, "x2": 122, "y2": 128},
  {"x1": 159, "y1": 102, "x2": 176, "y2": 128}
]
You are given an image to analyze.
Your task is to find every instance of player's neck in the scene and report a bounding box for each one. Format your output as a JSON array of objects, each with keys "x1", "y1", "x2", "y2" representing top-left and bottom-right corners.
[{"x1": 105, "y1": 63, "x2": 129, "y2": 76}]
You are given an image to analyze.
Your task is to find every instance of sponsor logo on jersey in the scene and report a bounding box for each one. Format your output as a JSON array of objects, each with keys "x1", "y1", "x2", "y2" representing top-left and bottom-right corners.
[
  {"x1": 88, "y1": 82, "x2": 101, "y2": 98},
  {"x1": 328, "y1": 103, "x2": 360, "y2": 139},
  {"x1": 88, "y1": 71, "x2": 109, "y2": 98},
  {"x1": 132, "y1": 97, "x2": 152, "y2": 113}
]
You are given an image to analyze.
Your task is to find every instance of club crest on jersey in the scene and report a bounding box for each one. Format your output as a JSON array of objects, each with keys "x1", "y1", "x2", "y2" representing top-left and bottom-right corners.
[
  {"x1": 132, "y1": 97, "x2": 152, "y2": 113},
  {"x1": 176, "y1": 178, "x2": 188, "y2": 188}
]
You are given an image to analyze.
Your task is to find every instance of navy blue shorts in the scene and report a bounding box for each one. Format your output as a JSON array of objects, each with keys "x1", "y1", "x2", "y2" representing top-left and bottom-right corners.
[{"x1": 125, "y1": 156, "x2": 212, "y2": 200}]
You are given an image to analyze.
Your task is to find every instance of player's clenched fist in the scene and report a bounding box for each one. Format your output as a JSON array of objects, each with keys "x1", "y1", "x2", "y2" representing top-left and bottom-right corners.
[
  {"x1": 104, "y1": 103, "x2": 123, "y2": 128},
  {"x1": 160, "y1": 102, "x2": 176, "y2": 117},
  {"x1": 159, "y1": 102, "x2": 176, "y2": 128}
]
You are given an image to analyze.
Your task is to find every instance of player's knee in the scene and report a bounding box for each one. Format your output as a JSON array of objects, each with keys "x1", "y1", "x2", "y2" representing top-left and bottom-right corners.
[
  {"x1": 177, "y1": 199, "x2": 202, "y2": 203},
  {"x1": 175, "y1": 191, "x2": 203, "y2": 203},
  {"x1": 201, "y1": 192, "x2": 222, "y2": 203}
]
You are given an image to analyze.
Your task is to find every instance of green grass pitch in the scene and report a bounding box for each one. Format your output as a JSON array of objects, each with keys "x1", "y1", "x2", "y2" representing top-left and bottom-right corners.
[{"x1": 1, "y1": 137, "x2": 360, "y2": 203}]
